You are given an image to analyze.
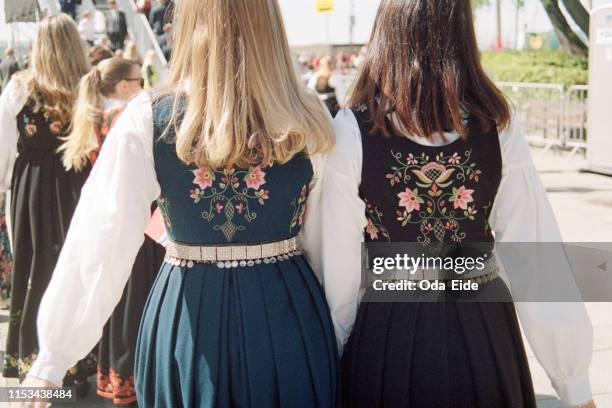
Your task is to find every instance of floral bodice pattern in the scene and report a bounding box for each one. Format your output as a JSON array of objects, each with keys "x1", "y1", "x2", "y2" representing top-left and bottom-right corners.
[
  {"x1": 354, "y1": 108, "x2": 502, "y2": 245},
  {"x1": 16, "y1": 95, "x2": 70, "y2": 152},
  {"x1": 152, "y1": 95, "x2": 313, "y2": 245}
]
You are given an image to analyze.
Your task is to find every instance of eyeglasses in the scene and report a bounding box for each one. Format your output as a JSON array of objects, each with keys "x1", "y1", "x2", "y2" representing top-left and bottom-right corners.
[{"x1": 124, "y1": 77, "x2": 145, "y2": 87}]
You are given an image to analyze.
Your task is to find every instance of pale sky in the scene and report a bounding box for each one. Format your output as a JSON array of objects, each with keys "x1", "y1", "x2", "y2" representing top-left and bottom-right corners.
[{"x1": 278, "y1": 0, "x2": 611, "y2": 49}]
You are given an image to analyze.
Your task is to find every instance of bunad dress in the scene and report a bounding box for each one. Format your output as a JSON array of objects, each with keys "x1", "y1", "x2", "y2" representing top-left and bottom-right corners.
[
  {"x1": 322, "y1": 107, "x2": 594, "y2": 408},
  {"x1": 28, "y1": 92, "x2": 339, "y2": 408}
]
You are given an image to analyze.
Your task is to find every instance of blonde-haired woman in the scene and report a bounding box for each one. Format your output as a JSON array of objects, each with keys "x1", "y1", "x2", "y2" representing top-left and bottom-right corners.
[
  {"x1": 0, "y1": 14, "x2": 96, "y2": 393},
  {"x1": 24, "y1": 0, "x2": 338, "y2": 407},
  {"x1": 60, "y1": 57, "x2": 163, "y2": 406}
]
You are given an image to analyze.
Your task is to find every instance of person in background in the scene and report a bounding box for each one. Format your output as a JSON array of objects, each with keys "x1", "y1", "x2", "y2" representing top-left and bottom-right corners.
[
  {"x1": 157, "y1": 23, "x2": 173, "y2": 61},
  {"x1": 307, "y1": 55, "x2": 347, "y2": 118},
  {"x1": 88, "y1": 45, "x2": 114, "y2": 66},
  {"x1": 78, "y1": 10, "x2": 103, "y2": 46},
  {"x1": 0, "y1": 48, "x2": 21, "y2": 93},
  {"x1": 135, "y1": 0, "x2": 152, "y2": 18},
  {"x1": 149, "y1": 0, "x2": 169, "y2": 36},
  {"x1": 105, "y1": 0, "x2": 128, "y2": 52},
  {"x1": 59, "y1": 57, "x2": 162, "y2": 407},
  {"x1": 0, "y1": 14, "x2": 96, "y2": 397},
  {"x1": 123, "y1": 41, "x2": 143, "y2": 66},
  {"x1": 141, "y1": 50, "x2": 158, "y2": 89},
  {"x1": 59, "y1": 0, "x2": 79, "y2": 20}
]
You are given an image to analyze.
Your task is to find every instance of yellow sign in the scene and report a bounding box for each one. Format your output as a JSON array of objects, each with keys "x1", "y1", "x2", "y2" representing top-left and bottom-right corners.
[{"x1": 316, "y1": 0, "x2": 335, "y2": 14}]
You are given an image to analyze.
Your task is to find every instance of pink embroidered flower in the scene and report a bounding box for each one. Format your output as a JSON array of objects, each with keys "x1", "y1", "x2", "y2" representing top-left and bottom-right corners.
[
  {"x1": 448, "y1": 153, "x2": 461, "y2": 165},
  {"x1": 366, "y1": 219, "x2": 379, "y2": 240},
  {"x1": 245, "y1": 166, "x2": 266, "y2": 190},
  {"x1": 406, "y1": 153, "x2": 418, "y2": 165},
  {"x1": 192, "y1": 168, "x2": 215, "y2": 190},
  {"x1": 235, "y1": 203, "x2": 245, "y2": 214},
  {"x1": 25, "y1": 124, "x2": 37, "y2": 136},
  {"x1": 215, "y1": 202, "x2": 224, "y2": 214},
  {"x1": 257, "y1": 189, "x2": 269, "y2": 200},
  {"x1": 397, "y1": 188, "x2": 423, "y2": 213},
  {"x1": 49, "y1": 121, "x2": 63, "y2": 134},
  {"x1": 451, "y1": 186, "x2": 474, "y2": 210}
]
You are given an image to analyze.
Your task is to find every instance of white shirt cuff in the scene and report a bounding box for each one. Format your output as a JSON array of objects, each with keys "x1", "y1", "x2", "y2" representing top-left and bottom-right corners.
[
  {"x1": 27, "y1": 349, "x2": 71, "y2": 386},
  {"x1": 551, "y1": 373, "x2": 592, "y2": 407}
]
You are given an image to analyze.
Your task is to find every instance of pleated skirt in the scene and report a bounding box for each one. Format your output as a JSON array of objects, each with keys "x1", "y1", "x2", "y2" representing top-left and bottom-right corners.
[
  {"x1": 341, "y1": 277, "x2": 536, "y2": 408},
  {"x1": 97, "y1": 235, "x2": 165, "y2": 405},
  {"x1": 3, "y1": 151, "x2": 96, "y2": 381},
  {"x1": 135, "y1": 254, "x2": 339, "y2": 408}
]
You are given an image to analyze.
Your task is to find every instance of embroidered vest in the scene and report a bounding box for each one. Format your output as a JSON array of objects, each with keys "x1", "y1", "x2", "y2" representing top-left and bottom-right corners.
[
  {"x1": 354, "y1": 108, "x2": 502, "y2": 247},
  {"x1": 151, "y1": 95, "x2": 313, "y2": 245}
]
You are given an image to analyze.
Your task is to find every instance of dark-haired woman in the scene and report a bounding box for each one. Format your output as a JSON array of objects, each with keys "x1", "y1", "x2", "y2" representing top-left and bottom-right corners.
[{"x1": 321, "y1": 1, "x2": 594, "y2": 407}]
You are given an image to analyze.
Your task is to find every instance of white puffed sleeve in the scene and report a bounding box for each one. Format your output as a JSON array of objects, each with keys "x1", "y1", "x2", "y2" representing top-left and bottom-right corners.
[
  {"x1": 28, "y1": 92, "x2": 161, "y2": 385},
  {"x1": 322, "y1": 109, "x2": 368, "y2": 353},
  {"x1": 0, "y1": 77, "x2": 28, "y2": 191},
  {"x1": 300, "y1": 151, "x2": 326, "y2": 282},
  {"x1": 490, "y1": 117, "x2": 593, "y2": 407}
]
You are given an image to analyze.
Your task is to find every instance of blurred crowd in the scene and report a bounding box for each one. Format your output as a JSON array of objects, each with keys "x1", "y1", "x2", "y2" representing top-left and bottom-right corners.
[{"x1": 296, "y1": 46, "x2": 367, "y2": 117}]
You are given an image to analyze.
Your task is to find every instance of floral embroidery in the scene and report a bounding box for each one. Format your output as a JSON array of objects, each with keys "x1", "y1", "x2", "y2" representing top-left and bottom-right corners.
[
  {"x1": 97, "y1": 368, "x2": 137, "y2": 405},
  {"x1": 364, "y1": 199, "x2": 390, "y2": 241},
  {"x1": 189, "y1": 166, "x2": 270, "y2": 241},
  {"x1": 289, "y1": 185, "x2": 308, "y2": 232},
  {"x1": 23, "y1": 115, "x2": 37, "y2": 136},
  {"x1": 387, "y1": 150, "x2": 482, "y2": 243}
]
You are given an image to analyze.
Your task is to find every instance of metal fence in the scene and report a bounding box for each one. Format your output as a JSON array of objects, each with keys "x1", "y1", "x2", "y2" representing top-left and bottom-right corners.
[{"x1": 497, "y1": 82, "x2": 588, "y2": 156}]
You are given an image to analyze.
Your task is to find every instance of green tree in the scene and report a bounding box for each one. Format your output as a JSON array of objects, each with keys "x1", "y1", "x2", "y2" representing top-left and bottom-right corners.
[{"x1": 541, "y1": 0, "x2": 588, "y2": 56}]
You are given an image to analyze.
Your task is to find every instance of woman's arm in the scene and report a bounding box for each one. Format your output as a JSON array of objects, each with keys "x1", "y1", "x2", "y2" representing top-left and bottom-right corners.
[
  {"x1": 27, "y1": 92, "x2": 161, "y2": 385},
  {"x1": 320, "y1": 109, "x2": 367, "y2": 353},
  {"x1": 490, "y1": 116, "x2": 594, "y2": 407},
  {"x1": 0, "y1": 78, "x2": 28, "y2": 192}
]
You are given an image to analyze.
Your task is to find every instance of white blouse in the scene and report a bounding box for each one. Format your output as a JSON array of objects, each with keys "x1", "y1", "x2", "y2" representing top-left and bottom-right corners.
[
  {"x1": 322, "y1": 109, "x2": 594, "y2": 407},
  {"x1": 24, "y1": 91, "x2": 328, "y2": 387},
  {"x1": 0, "y1": 78, "x2": 29, "y2": 192}
]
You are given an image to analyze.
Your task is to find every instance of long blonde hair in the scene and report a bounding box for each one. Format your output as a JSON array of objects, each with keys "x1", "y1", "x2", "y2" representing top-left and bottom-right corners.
[
  {"x1": 166, "y1": 0, "x2": 334, "y2": 169},
  {"x1": 19, "y1": 14, "x2": 89, "y2": 123},
  {"x1": 60, "y1": 58, "x2": 138, "y2": 171}
]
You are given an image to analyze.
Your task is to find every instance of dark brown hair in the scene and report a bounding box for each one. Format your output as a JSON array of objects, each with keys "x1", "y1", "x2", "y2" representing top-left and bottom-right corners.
[{"x1": 348, "y1": 0, "x2": 510, "y2": 139}]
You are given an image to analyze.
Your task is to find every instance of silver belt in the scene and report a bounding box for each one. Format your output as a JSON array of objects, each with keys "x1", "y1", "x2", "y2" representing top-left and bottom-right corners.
[
  {"x1": 165, "y1": 237, "x2": 301, "y2": 269},
  {"x1": 366, "y1": 255, "x2": 500, "y2": 285}
]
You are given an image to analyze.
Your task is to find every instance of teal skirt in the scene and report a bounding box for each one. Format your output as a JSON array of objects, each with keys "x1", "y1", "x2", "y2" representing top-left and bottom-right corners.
[{"x1": 135, "y1": 255, "x2": 339, "y2": 407}]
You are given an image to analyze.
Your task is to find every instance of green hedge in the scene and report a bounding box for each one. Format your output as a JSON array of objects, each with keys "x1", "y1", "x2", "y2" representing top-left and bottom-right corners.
[{"x1": 481, "y1": 50, "x2": 588, "y2": 88}]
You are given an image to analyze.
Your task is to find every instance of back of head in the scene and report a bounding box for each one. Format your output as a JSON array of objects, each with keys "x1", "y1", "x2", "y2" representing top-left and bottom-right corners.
[
  {"x1": 23, "y1": 14, "x2": 90, "y2": 123},
  {"x1": 61, "y1": 57, "x2": 138, "y2": 171},
  {"x1": 4, "y1": 48, "x2": 15, "y2": 58},
  {"x1": 349, "y1": 0, "x2": 510, "y2": 139},
  {"x1": 166, "y1": 0, "x2": 334, "y2": 169}
]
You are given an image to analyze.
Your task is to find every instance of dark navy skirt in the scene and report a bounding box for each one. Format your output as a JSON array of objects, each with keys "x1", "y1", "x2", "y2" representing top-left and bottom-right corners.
[
  {"x1": 134, "y1": 255, "x2": 339, "y2": 407},
  {"x1": 341, "y1": 277, "x2": 537, "y2": 408}
]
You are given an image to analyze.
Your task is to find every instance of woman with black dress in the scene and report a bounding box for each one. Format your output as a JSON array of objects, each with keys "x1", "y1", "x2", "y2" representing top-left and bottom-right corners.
[
  {"x1": 60, "y1": 56, "x2": 164, "y2": 406},
  {"x1": 0, "y1": 14, "x2": 97, "y2": 392},
  {"x1": 322, "y1": 1, "x2": 595, "y2": 407}
]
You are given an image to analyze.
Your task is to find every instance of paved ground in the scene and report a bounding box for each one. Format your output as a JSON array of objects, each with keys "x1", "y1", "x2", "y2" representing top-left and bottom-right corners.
[{"x1": 0, "y1": 147, "x2": 610, "y2": 407}]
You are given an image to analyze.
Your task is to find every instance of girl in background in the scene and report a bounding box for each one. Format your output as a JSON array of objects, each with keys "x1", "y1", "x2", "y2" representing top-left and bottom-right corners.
[
  {"x1": 59, "y1": 57, "x2": 163, "y2": 406},
  {"x1": 322, "y1": 1, "x2": 595, "y2": 407},
  {"x1": 0, "y1": 14, "x2": 96, "y2": 395},
  {"x1": 307, "y1": 56, "x2": 347, "y2": 118},
  {"x1": 25, "y1": 0, "x2": 339, "y2": 407}
]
